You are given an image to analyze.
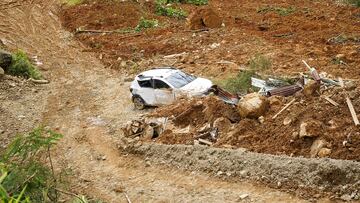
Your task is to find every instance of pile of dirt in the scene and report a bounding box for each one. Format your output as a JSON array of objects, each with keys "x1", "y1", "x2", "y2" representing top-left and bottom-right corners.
[
  {"x1": 187, "y1": 7, "x2": 222, "y2": 30},
  {"x1": 143, "y1": 86, "x2": 360, "y2": 161}
]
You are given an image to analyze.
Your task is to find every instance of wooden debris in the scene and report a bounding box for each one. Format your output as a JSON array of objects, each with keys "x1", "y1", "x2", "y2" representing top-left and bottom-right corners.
[
  {"x1": 163, "y1": 52, "x2": 186, "y2": 59},
  {"x1": 272, "y1": 98, "x2": 296, "y2": 119},
  {"x1": 346, "y1": 97, "x2": 359, "y2": 126},
  {"x1": 198, "y1": 138, "x2": 212, "y2": 146},
  {"x1": 322, "y1": 96, "x2": 339, "y2": 106},
  {"x1": 339, "y1": 77, "x2": 359, "y2": 126},
  {"x1": 29, "y1": 78, "x2": 49, "y2": 84}
]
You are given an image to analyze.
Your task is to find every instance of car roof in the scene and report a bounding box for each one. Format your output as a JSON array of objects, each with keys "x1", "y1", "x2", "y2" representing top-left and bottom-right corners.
[{"x1": 137, "y1": 67, "x2": 179, "y2": 80}]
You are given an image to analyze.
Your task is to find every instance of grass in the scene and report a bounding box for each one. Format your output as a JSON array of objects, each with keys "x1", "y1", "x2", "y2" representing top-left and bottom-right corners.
[
  {"x1": 157, "y1": 0, "x2": 208, "y2": 5},
  {"x1": 135, "y1": 17, "x2": 159, "y2": 32},
  {"x1": 0, "y1": 127, "x2": 63, "y2": 202},
  {"x1": 7, "y1": 50, "x2": 42, "y2": 80},
  {"x1": 218, "y1": 54, "x2": 271, "y2": 94},
  {"x1": 63, "y1": 0, "x2": 84, "y2": 6},
  {"x1": 257, "y1": 6, "x2": 296, "y2": 16},
  {"x1": 347, "y1": 0, "x2": 360, "y2": 7}
]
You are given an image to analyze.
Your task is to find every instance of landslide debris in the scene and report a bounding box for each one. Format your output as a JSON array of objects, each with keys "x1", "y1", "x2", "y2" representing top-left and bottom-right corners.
[{"x1": 124, "y1": 85, "x2": 360, "y2": 161}]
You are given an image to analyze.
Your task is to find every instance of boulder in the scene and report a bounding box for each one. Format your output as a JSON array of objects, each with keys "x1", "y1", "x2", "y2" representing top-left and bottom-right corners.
[
  {"x1": 299, "y1": 120, "x2": 322, "y2": 138},
  {"x1": 237, "y1": 93, "x2": 269, "y2": 119},
  {"x1": 303, "y1": 80, "x2": 320, "y2": 96},
  {"x1": 310, "y1": 138, "x2": 327, "y2": 158},
  {"x1": 0, "y1": 50, "x2": 12, "y2": 71},
  {"x1": 213, "y1": 117, "x2": 231, "y2": 132},
  {"x1": 318, "y1": 148, "x2": 331, "y2": 158},
  {"x1": 187, "y1": 7, "x2": 222, "y2": 30}
]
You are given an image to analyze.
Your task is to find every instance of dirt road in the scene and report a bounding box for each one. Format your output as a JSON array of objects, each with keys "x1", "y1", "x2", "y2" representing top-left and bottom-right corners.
[{"x1": 0, "y1": 0, "x2": 330, "y2": 202}]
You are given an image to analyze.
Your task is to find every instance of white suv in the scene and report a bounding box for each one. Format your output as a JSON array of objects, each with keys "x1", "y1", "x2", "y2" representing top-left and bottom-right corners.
[{"x1": 130, "y1": 68, "x2": 213, "y2": 109}]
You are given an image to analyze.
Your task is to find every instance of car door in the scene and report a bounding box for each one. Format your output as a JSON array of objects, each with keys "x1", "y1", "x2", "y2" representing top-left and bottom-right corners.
[
  {"x1": 136, "y1": 79, "x2": 156, "y2": 105},
  {"x1": 153, "y1": 79, "x2": 175, "y2": 105}
]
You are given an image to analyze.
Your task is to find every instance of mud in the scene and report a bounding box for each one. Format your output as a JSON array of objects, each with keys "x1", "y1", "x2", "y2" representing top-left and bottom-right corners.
[
  {"x1": 147, "y1": 87, "x2": 360, "y2": 161},
  {"x1": 126, "y1": 142, "x2": 360, "y2": 200}
]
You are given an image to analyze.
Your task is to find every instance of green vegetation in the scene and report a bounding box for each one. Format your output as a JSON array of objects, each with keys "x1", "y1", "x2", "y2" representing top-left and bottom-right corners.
[
  {"x1": 7, "y1": 50, "x2": 42, "y2": 80},
  {"x1": 157, "y1": 0, "x2": 208, "y2": 5},
  {"x1": 347, "y1": 0, "x2": 360, "y2": 7},
  {"x1": 155, "y1": 3, "x2": 187, "y2": 19},
  {"x1": 135, "y1": 17, "x2": 159, "y2": 32},
  {"x1": 64, "y1": 0, "x2": 84, "y2": 6},
  {"x1": 0, "y1": 127, "x2": 63, "y2": 202},
  {"x1": 249, "y1": 54, "x2": 271, "y2": 71},
  {"x1": 218, "y1": 54, "x2": 271, "y2": 94},
  {"x1": 257, "y1": 6, "x2": 296, "y2": 16}
]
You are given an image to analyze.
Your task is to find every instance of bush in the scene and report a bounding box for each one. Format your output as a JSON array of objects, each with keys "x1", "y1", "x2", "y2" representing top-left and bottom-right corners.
[
  {"x1": 219, "y1": 54, "x2": 271, "y2": 94},
  {"x1": 0, "y1": 127, "x2": 63, "y2": 202},
  {"x1": 155, "y1": 3, "x2": 187, "y2": 19},
  {"x1": 135, "y1": 17, "x2": 159, "y2": 32},
  {"x1": 249, "y1": 54, "x2": 271, "y2": 71},
  {"x1": 7, "y1": 50, "x2": 42, "y2": 79}
]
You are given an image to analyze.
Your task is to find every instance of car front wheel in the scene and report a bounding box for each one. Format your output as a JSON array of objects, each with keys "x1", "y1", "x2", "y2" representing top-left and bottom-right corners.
[{"x1": 133, "y1": 96, "x2": 146, "y2": 110}]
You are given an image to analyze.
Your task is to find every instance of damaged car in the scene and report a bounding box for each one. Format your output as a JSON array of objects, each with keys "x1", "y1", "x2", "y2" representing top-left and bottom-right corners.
[{"x1": 130, "y1": 68, "x2": 213, "y2": 109}]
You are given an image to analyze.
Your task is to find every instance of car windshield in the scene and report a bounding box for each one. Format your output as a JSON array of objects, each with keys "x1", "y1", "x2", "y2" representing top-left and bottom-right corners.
[{"x1": 165, "y1": 71, "x2": 196, "y2": 88}]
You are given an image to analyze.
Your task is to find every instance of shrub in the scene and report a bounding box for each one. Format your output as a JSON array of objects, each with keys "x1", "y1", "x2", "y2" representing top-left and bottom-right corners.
[
  {"x1": 135, "y1": 17, "x2": 159, "y2": 32},
  {"x1": 7, "y1": 50, "x2": 42, "y2": 79},
  {"x1": 249, "y1": 54, "x2": 271, "y2": 71},
  {"x1": 155, "y1": 3, "x2": 187, "y2": 19},
  {"x1": 219, "y1": 54, "x2": 271, "y2": 93},
  {"x1": 0, "y1": 127, "x2": 63, "y2": 202},
  {"x1": 219, "y1": 70, "x2": 256, "y2": 94}
]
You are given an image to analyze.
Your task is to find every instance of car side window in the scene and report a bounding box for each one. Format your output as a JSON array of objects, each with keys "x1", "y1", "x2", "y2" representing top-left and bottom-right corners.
[
  {"x1": 138, "y1": 80, "x2": 152, "y2": 88},
  {"x1": 153, "y1": 79, "x2": 170, "y2": 89}
]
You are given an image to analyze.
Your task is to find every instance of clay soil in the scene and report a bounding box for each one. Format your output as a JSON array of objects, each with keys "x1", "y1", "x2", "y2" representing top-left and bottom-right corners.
[
  {"x1": 60, "y1": 0, "x2": 360, "y2": 80},
  {"x1": 148, "y1": 90, "x2": 360, "y2": 161}
]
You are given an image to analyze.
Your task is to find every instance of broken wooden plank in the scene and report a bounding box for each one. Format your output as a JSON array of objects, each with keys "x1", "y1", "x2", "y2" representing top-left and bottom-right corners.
[
  {"x1": 198, "y1": 138, "x2": 213, "y2": 146},
  {"x1": 322, "y1": 96, "x2": 339, "y2": 107},
  {"x1": 272, "y1": 98, "x2": 296, "y2": 119},
  {"x1": 338, "y1": 77, "x2": 359, "y2": 126},
  {"x1": 346, "y1": 97, "x2": 360, "y2": 126}
]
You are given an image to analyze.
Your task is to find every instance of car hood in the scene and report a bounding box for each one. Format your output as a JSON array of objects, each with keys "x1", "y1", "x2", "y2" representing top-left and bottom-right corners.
[{"x1": 179, "y1": 77, "x2": 213, "y2": 95}]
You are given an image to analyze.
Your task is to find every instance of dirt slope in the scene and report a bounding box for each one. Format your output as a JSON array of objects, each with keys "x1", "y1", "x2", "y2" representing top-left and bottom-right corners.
[{"x1": 0, "y1": 0, "x2": 322, "y2": 202}]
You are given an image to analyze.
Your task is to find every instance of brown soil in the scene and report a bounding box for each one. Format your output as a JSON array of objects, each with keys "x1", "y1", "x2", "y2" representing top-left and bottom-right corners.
[
  {"x1": 60, "y1": 0, "x2": 360, "y2": 80},
  {"x1": 148, "y1": 88, "x2": 360, "y2": 161}
]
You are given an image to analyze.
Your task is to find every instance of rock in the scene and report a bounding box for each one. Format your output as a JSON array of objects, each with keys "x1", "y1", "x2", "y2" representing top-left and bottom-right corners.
[
  {"x1": 318, "y1": 148, "x2": 331, "y2": 158},
  {"x1": 258, "y1": 116, "x2": 265, "y2": 124},
  {"x1": 340, "y1": 194, "x2": 352, "y2": 201},
  {"x1": 0, "y1": 49, "x2": 12, "y2": 70},
  {"x1": 299, "y1": 120, "x2": 322, "y2": 138},
  {"x1": 268, "y1": 96, "x2": 283, "y2": 106},
  {"x1": 336, "y1": 53, "x2": 345, "y2": 60},
  {"x1": 239, "y1": 194, "x2": 249, "y2": 200},
  {"x1": 187, "y1": 7, "x2": 222, "y2": 30},
  {"x1": 0, "y1": 67, "x2": 4, "y2": 78},
  {"x1": 213, "y1": 117, "x2": 231, "y2": 132},
  {"x1": 283, "y1": 117, "x2": 292, "y2": 125},
  {"x1": 303, "y1": 80, "x2": 320, "y2": 96},
  {"x1": 237, "y1": 93, "x2": 269, "y2": 119},
  {"x1": 345, "y1": 81, "x2": 357, "y2": 91},
  {"x1": 310, "y1": 138, "x2": 327, "y2": 158}
]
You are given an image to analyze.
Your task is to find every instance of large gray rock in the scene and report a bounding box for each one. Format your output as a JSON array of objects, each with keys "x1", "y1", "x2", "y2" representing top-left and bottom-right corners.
[
  {"x1": 0, "y1": 50, "x2": 12, "y2": 71},
  {"x1": 237, "y1": 93, "x2": 269, "y2": 119}
]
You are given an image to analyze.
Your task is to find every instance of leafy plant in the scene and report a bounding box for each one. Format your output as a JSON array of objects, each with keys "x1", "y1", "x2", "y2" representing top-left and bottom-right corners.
[
  {"x1": 155, "y1": 3, "x2": 187, "y2": 19},
  {"x1": 0, "y1": 127, "x2": 63, "y2": 202},
  {"x1": 135, "y1": 17, "x2": 159, "y2": 32},
  {"x1": 7, "y1": 50, "x2": 42, "y2": 80}
]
